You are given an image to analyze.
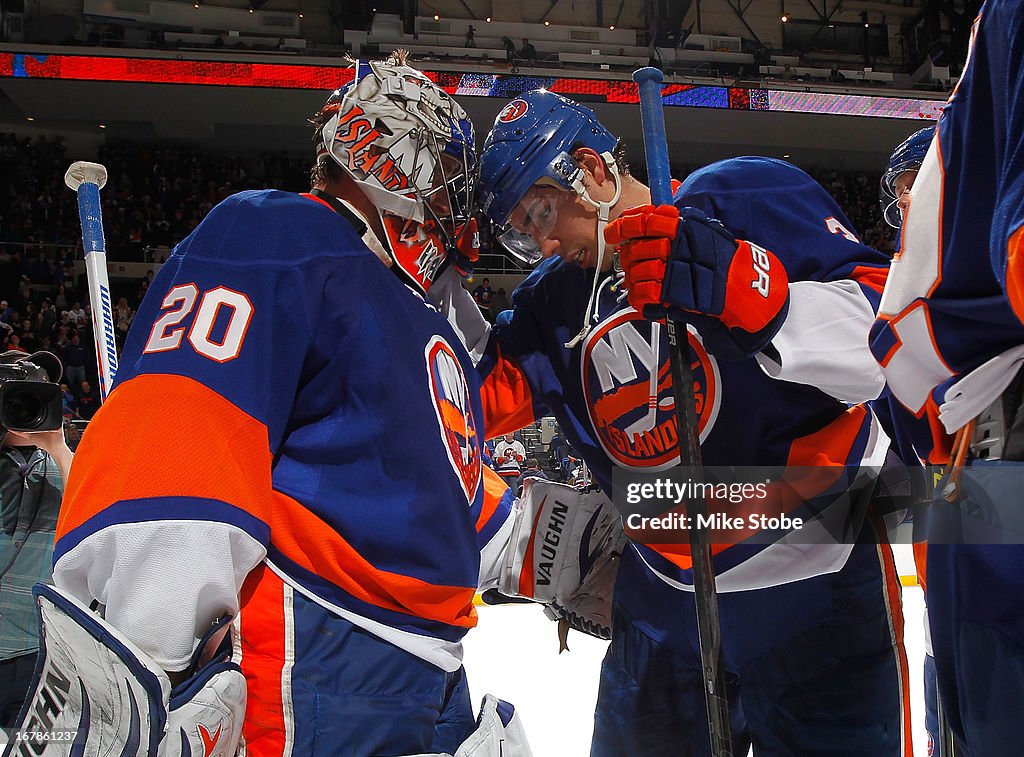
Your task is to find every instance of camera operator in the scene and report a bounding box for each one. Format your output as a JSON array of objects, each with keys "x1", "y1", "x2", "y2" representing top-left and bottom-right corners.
[{"x1": 0, "y1": 350, "x2": 73, "y2": 726}]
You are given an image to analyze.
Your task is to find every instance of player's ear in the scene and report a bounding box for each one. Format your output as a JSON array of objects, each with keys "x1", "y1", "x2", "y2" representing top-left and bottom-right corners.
[{"x1": 573, "y1": 148, "x2": 606, "y2": 184}]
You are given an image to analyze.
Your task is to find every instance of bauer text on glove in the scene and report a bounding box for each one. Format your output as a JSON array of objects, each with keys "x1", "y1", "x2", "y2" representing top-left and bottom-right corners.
[{"x1": 605, "y1": 204, "x2": 791, "y2": 356}]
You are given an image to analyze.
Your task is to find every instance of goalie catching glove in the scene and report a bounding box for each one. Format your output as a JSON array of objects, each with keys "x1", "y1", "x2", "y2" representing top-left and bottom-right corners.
[
  {"x1": 5, "y1": 584, "x2": 245, "y2": 757},
  {"x1": 498, "y1": 478, "x2": 626, "y2": 645},
  {"x1": 605, "y1": 204, "x2": 791, "y2": 359}
]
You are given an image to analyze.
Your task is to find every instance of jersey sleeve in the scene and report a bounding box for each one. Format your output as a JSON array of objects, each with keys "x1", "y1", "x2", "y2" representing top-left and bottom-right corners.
[{"x1": 677, "y1": 158, "x2": 890, "y2": 401}]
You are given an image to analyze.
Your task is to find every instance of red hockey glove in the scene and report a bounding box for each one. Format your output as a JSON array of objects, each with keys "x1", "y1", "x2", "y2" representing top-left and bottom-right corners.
[{"x1": 606, "y1": 204, "x2": 791, "y2": 357}]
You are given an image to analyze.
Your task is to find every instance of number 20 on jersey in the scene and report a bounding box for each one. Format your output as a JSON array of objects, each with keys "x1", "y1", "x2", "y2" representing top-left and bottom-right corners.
[{"x1": 143, "y1": 284, "x2": 254, "y2": 363}]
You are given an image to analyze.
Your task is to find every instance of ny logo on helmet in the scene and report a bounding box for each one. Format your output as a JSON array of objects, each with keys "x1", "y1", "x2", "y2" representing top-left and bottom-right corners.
[{"x1": 498, "y1": 99, "x2": 530, "y2": 123}]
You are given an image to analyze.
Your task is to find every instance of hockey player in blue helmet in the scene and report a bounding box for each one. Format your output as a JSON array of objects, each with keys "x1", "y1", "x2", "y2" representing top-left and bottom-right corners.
[
  {"x1": 879, "y1": 125, "x2": 936, "y2": 229},
  {"x1": 429, "y1": 87, "x2": 911, "y2": 754},
  {"x1": 30, "y1": 51, "x2": 533, "y2": 757}
]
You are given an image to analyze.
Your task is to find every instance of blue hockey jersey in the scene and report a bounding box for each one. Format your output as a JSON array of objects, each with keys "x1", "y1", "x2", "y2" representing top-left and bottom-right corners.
[
  {"x1": 476, "y1": 158, "x2": 893, "y2": 601},
  {"x1": 54, "y1": 190, "x2": 494, "y2": 672},
  {"x1": 871, "y1": 0, "x2": 1024, "y2": 455}
]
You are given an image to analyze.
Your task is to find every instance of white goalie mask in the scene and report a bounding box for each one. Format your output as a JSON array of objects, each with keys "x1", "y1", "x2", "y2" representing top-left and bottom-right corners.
[{"x1": 313, "y1": 55, "x2": 477, "y2": 294}]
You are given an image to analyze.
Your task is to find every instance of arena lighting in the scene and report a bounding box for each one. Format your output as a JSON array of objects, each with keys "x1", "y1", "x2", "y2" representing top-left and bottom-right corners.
[
  {"x1": 0, "y1": 53, "x2": 944, "y2": 121},
  {"x1": 485, "y1": 16, "x2": 491, "y2": 22},
  {"x1": 609, "y1": 25, "x2": 615, "y2": 30},
  {"x1": 433, "y1": 14, "x2": 439, "y2": 20},
  {"x1": 543, "y1": 20, "x2": 550, "y2": 26},
  {"x1": 298, "y1": 12, "x2": 303, "y2": 17},
  {"x1": 98, "y1": 124, "x2": 106, "y2": 129},
  {"x1": 25, "y1": 116, "x2": 33, "y2": 121},
  {"x1": 781, "y1": 14, "x2": 788, "y2": 22}
]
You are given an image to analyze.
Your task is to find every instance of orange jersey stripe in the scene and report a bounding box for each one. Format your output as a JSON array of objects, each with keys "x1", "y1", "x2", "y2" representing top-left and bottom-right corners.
[
  {"x1": 57, "y1": 373, "x2": 275, "y2": 539},
  {"x1": 1005, "y1": 226, "x2": 1024, "y2": 324},
  {"x1": 59, "y1": 373, "x2": 477, "y2": 628},
  {"x1": 849, "y1": 264, "x2": 889, "y2": 295},
  {"x1": 476, "y1": 466, "x2": 509, "y2": 534},
  {"x1": 239, "y1": 564, "x2": 289, "y2": 756},
  {"x1": 480, "y1": 345, "x2": 537, "y2": 439},
  {"x1": 641, "y1": 406, "x2": 870, "y2": 572}
]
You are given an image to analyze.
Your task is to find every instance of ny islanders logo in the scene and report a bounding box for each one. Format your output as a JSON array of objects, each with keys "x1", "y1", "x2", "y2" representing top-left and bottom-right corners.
[
  {"x1": 582, "y1": 309, "x2": 721, "y2": 470},
  {"x1": 498, "y1": 99, "x2": 530, "y2": 123},
  {"x1": 425, "y1": 336, "x2": 482, "y2": 502}
]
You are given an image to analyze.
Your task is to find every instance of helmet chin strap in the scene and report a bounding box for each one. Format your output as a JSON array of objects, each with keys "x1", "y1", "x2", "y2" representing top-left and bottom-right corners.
[{"x1": 565, "y1": 152, "x2": 623, "y2": 349}]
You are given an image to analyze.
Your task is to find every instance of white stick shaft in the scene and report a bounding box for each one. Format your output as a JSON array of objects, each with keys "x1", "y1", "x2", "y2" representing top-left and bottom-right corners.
[{"x1": 66, "y1": 162, "x2": 118, "y2": 400}]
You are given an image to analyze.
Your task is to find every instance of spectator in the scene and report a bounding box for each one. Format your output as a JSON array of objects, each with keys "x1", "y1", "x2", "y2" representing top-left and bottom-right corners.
[
  {"x1": 115, "y1": 296, "x2": 133, "y2": 344},
  {"x1": 501, "y1": 36, "x2": 516, "y2": 59},
  {"x1": 0, "y1": 350, "x2": 73, "y2": 726},
  {"x1": 472, "y1": 277, "x2": 493, "y2": 310},
  {"x1": 830, "y1": 64, "x2": 846, "y2": 83},
  {"x1": 782, "y1": 63, "x2": 796, "y2": 80},
  {"x1": 489, "y1": 287, "x2": 511, "y2": 322},
  {"x1": 465, "y1": 25, "x2": 476, "y2": 48},
  {"x1": 520, "y1": 457, "x2": 548, "y2": 486},
  {"x1": 519, "y1": 38, "x2": 537, "y2": 64},
  {"x1": 63, "y1": 333, "x2": 88, "y2": 388},
  {"x1": 75, "y1": 379, "x2": 100, "y2": 420},
  {"x1": 66, "y1": 301, "x2": 85, "y2": 324},
  {"x1": 493, "y1": 432, "x2": 526, "y2": 492}
]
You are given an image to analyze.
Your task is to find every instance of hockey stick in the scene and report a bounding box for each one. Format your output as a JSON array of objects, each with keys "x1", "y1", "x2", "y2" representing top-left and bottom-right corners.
[
  {"x1": 65, "y1": 161, "x2": 119, "y2": 401},
  {"x1": 633, "y1": 66, "x2": 733, "y2": 756}
]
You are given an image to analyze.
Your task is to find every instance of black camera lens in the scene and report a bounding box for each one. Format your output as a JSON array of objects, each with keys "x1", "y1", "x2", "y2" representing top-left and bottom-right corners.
[
  {"x1": 4, "y1": 387, "x2": 46, "y2": 429},
  {"x1": 0, "y1": 381, "x2": 63, "y2": 432}
]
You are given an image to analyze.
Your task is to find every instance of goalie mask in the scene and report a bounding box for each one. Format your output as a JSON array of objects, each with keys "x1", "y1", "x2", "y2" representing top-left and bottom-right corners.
[{"x1": 313, "y1": 55, "x2": 477, "y2": 294}]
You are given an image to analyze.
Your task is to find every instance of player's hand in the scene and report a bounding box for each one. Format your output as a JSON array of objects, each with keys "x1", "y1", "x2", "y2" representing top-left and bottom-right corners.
[{"x1": 605, "y1": 205, "x2": 791, "y2": 356}]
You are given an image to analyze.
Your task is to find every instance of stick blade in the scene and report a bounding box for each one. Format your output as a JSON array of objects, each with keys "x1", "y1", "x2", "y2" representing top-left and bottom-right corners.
[{"x1": 65, "y1": 161, "x2": 108, "y2": 191}]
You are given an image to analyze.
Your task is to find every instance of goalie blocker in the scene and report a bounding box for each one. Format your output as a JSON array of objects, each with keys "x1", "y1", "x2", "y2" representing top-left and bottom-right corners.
[{"x1": 498, "y1": 478, "x2": 626, "y2": 642}]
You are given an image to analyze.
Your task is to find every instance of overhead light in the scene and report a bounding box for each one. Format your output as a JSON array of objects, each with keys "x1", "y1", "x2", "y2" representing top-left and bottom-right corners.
[
  {"x1": 781, "y1": 13, "x2": 789, "y2": 22},
  {"x1": 193, "y1": 1, "x2": 200, "y2": 7},
  {"x1": 828, "y1": 23, "x2": 835, "y2": 28},
  {"x1": 248, "y1": 6, "x2": 254, "y2": 12},
  {"x1": 609, "y1": 25, "x2": 615, "y2": 30},
  {"x1": 783, "y1": 153, "x2": 790, "y2": 158},
  {"x1": 543, "y1": 20, "x2": 550, "y2": 26},
  {"x1": 25, "y1": 116, "x2": 33, "y2": 121},
  {"x1": 298, "y1": 12, "x2": 303, "y2": 17},
  {"x1": 485, "y1": 16, "x2": 491, "y2": 22},
  {"x1": 99, "y1": 124, "x2": 107, "y2": 129},
  {"x1": 433, "y1": 14, "x2": 439, "y2": 20},
  {"x1": 864, "y1": 22, "x2": 870, "y2": 27}
]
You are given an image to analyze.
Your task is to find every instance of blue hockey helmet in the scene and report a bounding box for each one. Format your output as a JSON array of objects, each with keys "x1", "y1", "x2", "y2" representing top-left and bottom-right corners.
[
  {"x1": 880, "y1": 125, "x2": 935, "y2": 228},
  {"x1": 477, "y1": 89, "x2": 618, "y2": 230}
]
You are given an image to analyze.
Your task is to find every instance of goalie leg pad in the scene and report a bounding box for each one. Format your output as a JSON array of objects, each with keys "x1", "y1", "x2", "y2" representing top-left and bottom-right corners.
[
  {"x1": 498, "y1": 479, "x2": 626, "y2": 640},
  {"x1": 6, "y1": 583, "x2": 168, "y2": 756},
  {"x1": 4, "y1": 584, "x2": 244, "y2": 757}
]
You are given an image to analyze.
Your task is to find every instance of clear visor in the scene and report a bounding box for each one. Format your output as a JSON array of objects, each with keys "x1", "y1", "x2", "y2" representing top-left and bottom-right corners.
[{"x1": 496, "y1": 190, "x2": 564, "y2": 266}]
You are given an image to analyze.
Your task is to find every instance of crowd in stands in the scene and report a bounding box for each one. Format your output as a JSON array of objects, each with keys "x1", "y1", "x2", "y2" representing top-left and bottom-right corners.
[{"x1": 0, "y1": 133, "x2": 897, "y2": 426}]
